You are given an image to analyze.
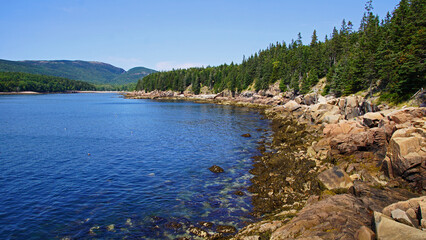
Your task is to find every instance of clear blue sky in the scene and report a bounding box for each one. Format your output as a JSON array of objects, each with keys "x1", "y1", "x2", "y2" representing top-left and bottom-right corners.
[{"x1": 0, "y1": 0, "x2": 400, "y2": 71}]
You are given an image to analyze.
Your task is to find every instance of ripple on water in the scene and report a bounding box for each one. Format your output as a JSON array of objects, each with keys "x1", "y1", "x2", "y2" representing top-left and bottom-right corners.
[{"x1": 0, "y1": 94, "x2": 271, "y2": 239}]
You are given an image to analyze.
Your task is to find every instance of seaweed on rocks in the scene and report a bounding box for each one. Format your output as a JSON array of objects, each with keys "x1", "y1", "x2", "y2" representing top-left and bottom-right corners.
[{"x1": 248, "y1": 113, "x2": 322, "y2": 218}]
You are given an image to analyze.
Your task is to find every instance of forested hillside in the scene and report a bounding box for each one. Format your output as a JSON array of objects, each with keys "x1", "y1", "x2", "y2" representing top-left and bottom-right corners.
[
  {"x1": 0, "y1": 60, "x2": 156, "y2": 85},
  {"x1": 136, "y1": 0, "x2": 425, "y2": 103},
  {"x1": 0, "y1": 72, "x2": 96, "y2": 92}
]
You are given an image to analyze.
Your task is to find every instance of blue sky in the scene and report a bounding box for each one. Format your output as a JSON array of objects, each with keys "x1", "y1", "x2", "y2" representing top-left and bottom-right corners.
[{"x1": 0, "y1": 0, "x2": 400, "y2": 71}]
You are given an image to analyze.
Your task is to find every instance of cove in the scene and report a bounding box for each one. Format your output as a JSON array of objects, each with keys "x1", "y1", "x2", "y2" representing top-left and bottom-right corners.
[{"x1": 0, "y1": 93, "x2": 271, "y2": 239}]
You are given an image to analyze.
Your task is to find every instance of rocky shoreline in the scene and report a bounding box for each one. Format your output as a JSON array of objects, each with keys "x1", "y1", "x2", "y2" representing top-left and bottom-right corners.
[{"x1": 126, "y1": 89, "x2": 425, "y2": 239}]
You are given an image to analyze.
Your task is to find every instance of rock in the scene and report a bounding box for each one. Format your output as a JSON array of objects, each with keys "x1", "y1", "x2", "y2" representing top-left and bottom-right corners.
[
  {"x1": 216, "y1": 225, "x2": 237, "y2": 234},
  {"x1": 241, "y1": 133, "x2": 252, "y2": 137},
  {"x1": 363, "y1": 112, "x2": 384, "y2": 128},
  {"x1": 209, "y1": 165, "x2": 224, "y2": 173},
  {"x1": 391, "y1": 208, "x2": 415, "y2": 227},
  {"x1": 354, "y1": 226, "x2": 375, "y2": 240},
  {"x1": 165, "y1": 221, "x2": 182, "y2": 230},
  {"x1": 323, "y1": 121, "x2": 365, "y2": 137},
  {"x1": 283, "y1": 100, "x2": 301, "y2": 112},
  {"x1": 234, "y1": 190, "x2": 245, "y2": 196},
  {"x1": 304, "y1": 93, "x2": 318, "y2": 105},
  {"x1": 345, "y1": 96, "x2": 360, "y2": 119},
  {"x1": 387, "y1": 127, "x2": 426, "y2": 190},
  {"x1": 198, "y1": 221, "x2": 214, "y2": 228},
  {"x1": 106, "y1": 224, "x2": 115, "y2": 232},
  {"x1": 318, "y1": 166, "x2": 353, "y2": 190},
  {"x1": 374, "y1": 212, "x2": 426, "y2": 240},
  {"x1": 240, "y1": 236, "x2": 260, "y2": 240},
  {"x1": 188, "y1": 226, "x2": 210, "y2": 238},
  {"x1": 270, "y1": 194, "x2": 371, "y2": 239}
]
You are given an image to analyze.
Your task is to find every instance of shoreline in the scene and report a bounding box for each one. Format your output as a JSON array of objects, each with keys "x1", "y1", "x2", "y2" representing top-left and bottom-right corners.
[
  {"x1": 0, "y1": 90, "x2": 123, "y2": 95},
  {"x1": 126, "y1": 90, "x2": 426, "y2": 239}
]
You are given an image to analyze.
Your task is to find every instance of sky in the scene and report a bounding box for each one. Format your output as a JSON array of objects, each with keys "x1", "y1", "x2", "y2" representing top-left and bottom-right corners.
[{"x1": 0, "y1": 0, "x2": 401, "y2": 71}]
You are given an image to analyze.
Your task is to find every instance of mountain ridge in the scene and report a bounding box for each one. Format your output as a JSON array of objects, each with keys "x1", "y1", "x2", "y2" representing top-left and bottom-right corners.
[{"x1": 0, "y1": 59, "x2": 156, "y2": 85}]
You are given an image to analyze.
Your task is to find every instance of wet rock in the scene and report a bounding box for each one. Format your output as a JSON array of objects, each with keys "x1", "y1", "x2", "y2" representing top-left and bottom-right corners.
[
  {"x1": 198, "y1": 221, "x2": 214, "y2": 228},
  {"x1": 391, "y1": 208, "x2": 415, "y2": 227},
  {"x1": 209, "y1": 165, "x2": 224, "y2": 173},
  {"x1": 374, "y1": 212, "x2": 426, "y2": 240},
  {"x1": 354, "y1": 226, "x2": 375, "y2": 240},
  {"x1": 318, "y1": 166, "x2": 353, "y2": 190},
  {"x1": 106, "y1": 224, "x2": 115, "y2": 232},
  {"x1": 241, "y1": 133, "x2": 252, "y2": 138},
  {"x1": 216, "y1": 225, "x2": 237, "y2": 234},
  {"x1": 188, "y1": 226, "x2": 210, "y2": 238},
  {"x1": 166, "y1": 221, "x2": 183, "y2": 230},
  {"x1": 234, "y1": 190, "x2": 245, "y2": 196}
]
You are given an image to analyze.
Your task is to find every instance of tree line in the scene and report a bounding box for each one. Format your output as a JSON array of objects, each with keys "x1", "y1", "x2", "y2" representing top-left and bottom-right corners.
[
  {"x1": 0, "y1": 72, "x2": 96, "y2": 92},
  {"x1": 136, "y1": 0, "x2": 425, "y2": 103}
]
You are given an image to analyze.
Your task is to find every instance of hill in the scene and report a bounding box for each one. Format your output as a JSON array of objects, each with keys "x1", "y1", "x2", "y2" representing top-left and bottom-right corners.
[
  {"x1": 0, "y1": 59, "x2": 156, "y2": 85},
  {"x1": 112, "y1": 67, "x2": 157, "y2": 85},
  {"x1": 0, "y1": 72, "x2": 96, "y2": 92}
]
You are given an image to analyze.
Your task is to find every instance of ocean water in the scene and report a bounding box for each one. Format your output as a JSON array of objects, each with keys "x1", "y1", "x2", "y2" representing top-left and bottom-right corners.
[{"x1": 0, "y1": 93, "x2": 271, "y2": 239}]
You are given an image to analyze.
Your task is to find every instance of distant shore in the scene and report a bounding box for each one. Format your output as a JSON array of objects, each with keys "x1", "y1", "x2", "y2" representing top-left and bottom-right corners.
[{"x1": 0, "y1": 90, "x2": 123, "y2": 95}]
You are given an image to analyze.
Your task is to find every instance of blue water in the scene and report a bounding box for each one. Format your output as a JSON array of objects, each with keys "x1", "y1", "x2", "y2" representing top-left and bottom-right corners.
[{"x1": 0, "y1": 93, "x2": 270, "y2": 239}]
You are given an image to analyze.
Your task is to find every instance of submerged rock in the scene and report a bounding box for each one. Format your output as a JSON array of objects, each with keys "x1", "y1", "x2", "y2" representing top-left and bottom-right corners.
[
  {"x1": 209, "y1": 165, "x2": 224, "y2": 173},
  {"x1": 241, "y1": 133, "x2": 252, "y2": 137}
]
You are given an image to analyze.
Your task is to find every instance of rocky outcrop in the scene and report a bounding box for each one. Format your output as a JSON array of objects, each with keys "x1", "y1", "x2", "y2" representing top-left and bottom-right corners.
[{"x1": 373, "y1": 212, "x2": 426, "y2": 240}]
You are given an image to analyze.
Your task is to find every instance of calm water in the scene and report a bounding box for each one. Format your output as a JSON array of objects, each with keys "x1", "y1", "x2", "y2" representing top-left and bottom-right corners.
[{"x1": 0, "y1": 93, "x2": 270, "y2": 239}]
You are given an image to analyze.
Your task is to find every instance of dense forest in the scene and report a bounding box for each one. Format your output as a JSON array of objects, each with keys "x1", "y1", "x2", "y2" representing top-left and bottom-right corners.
[
  {"x1": 0, "y1": 72, "x2": 96, "y2": 92},
  {"x1": 136, "y1": 0, "x2": 425, "y2": 103}
]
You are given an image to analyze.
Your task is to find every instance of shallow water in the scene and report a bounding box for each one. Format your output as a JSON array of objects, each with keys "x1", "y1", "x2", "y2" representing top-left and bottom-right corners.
[{"x1": 0, "y1": 93, "x2": 271, "y2": 239}]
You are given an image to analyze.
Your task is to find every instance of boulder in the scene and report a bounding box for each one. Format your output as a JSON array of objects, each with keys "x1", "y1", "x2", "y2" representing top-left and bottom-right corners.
[
  {"x1": 318, "y1": 166, "x2": 353, "y2": 190},
  {"x1": 304, "y1": 93, "x2": 318, "y2": 105},
  {"x1": 391, "y1": 208, "x2": 415, "y2": 227},
  {"x1": 209, "y1": 165, "x2": 224, "y2": 173},
  {"x1": 373, "y1": 212, "x2": 426, "y2": 240},
  {"x1": 241, "y1": 133, "x2": 252, "y2": 137},
  {"x1": 323, "y1": 121, "x2": 365, "y2": 137},
  {"x1": 283, "y1": 100, "x2": 301, "y2": 112},
  {"x1": 354, "y1": 226, "x2": 375, "y2": 240},
  {"x1": 386, "y1": 127, "x2": 426, "y2": 190},
  {"x1": 363, "y1": 112, "x2": 384, "y2": 128},
  {"x1": 270, "y1": 194, "x2": 371, "y2": 239}
]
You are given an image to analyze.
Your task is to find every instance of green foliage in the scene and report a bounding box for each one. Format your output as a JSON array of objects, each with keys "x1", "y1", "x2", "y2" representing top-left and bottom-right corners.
[
  {"x1": 0, "y1": 72, "x2": 96, "y2": 92},
  {"x1": 136, "y1": 0, "x2": 425, "y2": 103},
  {"x1": 0, "y1": 60, "x2": 156, "y2": 85}
]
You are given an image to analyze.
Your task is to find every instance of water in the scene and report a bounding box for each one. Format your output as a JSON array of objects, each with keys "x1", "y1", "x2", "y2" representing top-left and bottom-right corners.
[{"x1": 0, "y1": 93, "x2": 271, "y2": 239}]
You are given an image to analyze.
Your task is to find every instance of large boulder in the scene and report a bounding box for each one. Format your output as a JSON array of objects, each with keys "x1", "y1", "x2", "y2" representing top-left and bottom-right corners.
[
  {"x1": 363, "y1": 112, "x2": 384, "y2": 128},
  {"x1": 283, "y1": 100, "x2": 301, "y2": 112},
  {"x1": 386, "y1": 126, "x2": 426, "y2": 190},
  {"x1": 270, "y1": 194, "x2": 371, "y2": 239},
  {"x1": 373, "y1": 212, "x2": 426, "y2": 240}
]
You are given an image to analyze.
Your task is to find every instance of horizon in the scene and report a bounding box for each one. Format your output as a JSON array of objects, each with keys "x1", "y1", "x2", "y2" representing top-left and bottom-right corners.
[{"x1": 1, "y1": 0, "x2": 400, "y2": 71}]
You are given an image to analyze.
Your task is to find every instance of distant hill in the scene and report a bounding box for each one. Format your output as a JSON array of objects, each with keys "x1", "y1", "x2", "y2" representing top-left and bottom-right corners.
[
  {"x1": 0, "y1": 59, "x2": 156, "y2": 85},
  {"x1": 112, "y1": 67, "x2": 157, "y2": 85}
]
